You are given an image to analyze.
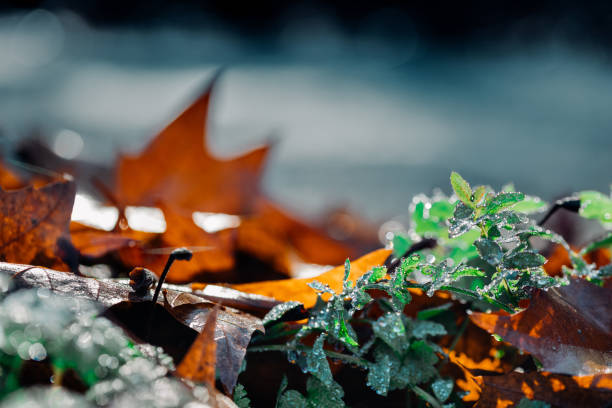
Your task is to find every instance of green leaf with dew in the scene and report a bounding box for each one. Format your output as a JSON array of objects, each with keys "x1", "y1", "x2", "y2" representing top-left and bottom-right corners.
[
  {"x1": 450, "y1": 172, "x2": 473, "y2": 208},
  {"x1": 502, "y1": 251, "x2": 546, "y2": 269},
  {"x1": 431, "y1": 378, "x2": 453, "y2": 402},
  {"x1": 579, "y1": 190, "x2": 612, "y2": 226},
  {"x1": 233, "y1": 384, "x2": 251, "y2": 408},
  {"x1": 367, "y1": 353, "x2": 392, "y2": 396},
  {"x1": 412, "y1": 320, "x2": 446, "y2": 339},
  {"x1": 474, "y1": 238, "x2": 503, "y2": 266},
  {"x1": 306, "y1": 335, "x2": 334, "y2": 387},
  {"x1": 484, "y1": 192, "x2": 525, "y2": 215},
  {"x1": 263, "y1": 301, "x2": 303, "y2": 326},
  {"x1": 369, "y1": 266, "x2": 387, "y2": 283}
]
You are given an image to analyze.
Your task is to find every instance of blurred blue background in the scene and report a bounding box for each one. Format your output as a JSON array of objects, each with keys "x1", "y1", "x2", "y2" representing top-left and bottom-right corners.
[{"x1": 0, "y1": 4, "x2": 611, "y2": 221}]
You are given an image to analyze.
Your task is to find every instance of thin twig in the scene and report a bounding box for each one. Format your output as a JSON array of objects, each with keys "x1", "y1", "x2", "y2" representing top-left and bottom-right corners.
[
  {"x1": 145, "y1": 248, "x2": 193, "y2": 341},
  {"x1": 247, "y1": 344, "x2": 369, "y2": 367}
]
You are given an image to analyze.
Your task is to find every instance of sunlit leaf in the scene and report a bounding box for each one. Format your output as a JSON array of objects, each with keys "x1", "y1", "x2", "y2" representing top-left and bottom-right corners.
[
  {"x1": 450, "y1": 172, "x2": 473, "y2": 208},
  {"x1": 484, "y1": 192, "x2": 525, "y2": 214}
]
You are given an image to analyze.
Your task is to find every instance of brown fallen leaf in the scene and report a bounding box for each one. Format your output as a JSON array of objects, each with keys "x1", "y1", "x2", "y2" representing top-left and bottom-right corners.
[
  {"x1": 230, "y1": 248, "x2": 391, "y2": 308},
  {"x1": 0, "y1": 179, "x2": 76, "y2": 270},
  {"x1": 1, "y1": 261, "x2": 265, "y2": 393},
  {"x1": 470, "y1": 278, "x2": 612, "y2": 376},
  {"x1": 176, "y1": 305, "x2": 219, "y2": 387},
  {"x1": 69, "y1": 221, "x2": 151, "y2": 259},
  {"x1": 111, "y1": 74, "x2": 362, "y2": 280},
  {"x1": 474, "y1": 371, "x2": 612, "y2": 408},
  {"x1": 241, "y1": 198, "x2": 360, "y2": 269},
  {"x1": 163, "y1": 290, "x2": 263, "y2": 392},
  {"x1": 190, "y1": 284, "x2": 280, "y2": 316},
  {"x1": 115, "y1": 75, "x2": 269, "y2": 215}
]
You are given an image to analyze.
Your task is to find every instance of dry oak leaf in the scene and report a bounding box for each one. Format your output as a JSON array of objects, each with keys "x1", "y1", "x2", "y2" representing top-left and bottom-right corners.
[
  {"x1": 0, "y1": 179, "x2": 75, "y2": 269},
  {"x1": 115, "y1": 75, "x2": 269, "y2": 215},
  {"x1": 474, "y1": 371, "x2": 612, "y2": 408},
  {"x1": 176, "y1": 305, "x2": 219, "y2": 387},
  {"x1": 230, "y1": 248, "x2": 391, "y2": 308},
  {"x1": 470, "y1": 278, "x2": 612, "y2": 376}
]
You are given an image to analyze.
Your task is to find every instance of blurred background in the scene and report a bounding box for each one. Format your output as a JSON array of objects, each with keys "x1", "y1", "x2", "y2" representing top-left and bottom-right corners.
[{"x1": 1, "y1": 1, "x2": 611, "y2": 222}]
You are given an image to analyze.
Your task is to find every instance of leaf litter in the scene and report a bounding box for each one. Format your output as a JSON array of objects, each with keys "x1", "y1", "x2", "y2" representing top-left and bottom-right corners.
[{"x1": 0, "y1": 74, "x2": 611, "y2": 407}]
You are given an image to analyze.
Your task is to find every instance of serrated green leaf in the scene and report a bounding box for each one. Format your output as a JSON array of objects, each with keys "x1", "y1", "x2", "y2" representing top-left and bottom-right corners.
[
  {"x1": 450, "y1": 172, "x2": 473, "y2": 207},
  {"x1": 451, "y1": 266, "x2": 486, "y2": 279},
  {"x1": 449, "y1": 203, "x2": 476, "y2": 238},
  {"x1": 263, "y1": 301, "x2": 303, "y2": 325},
  {"x1": 372, "y1": 313, "x2": 406, "y2": 353},
  {"x1": 306, "y1": 335, "x2": 334, "y2": 386},
  {"x1": 394, "y1": 255, "x2": 420, "y2": 288},
  {"x1": 502, "y1": 251, "x2": 546, "y2": 269},
  {"x1": 474, "y1": 238, "x2": 503, "y2": 266},
  {"x1": 350, "y1": 288, "x2": 372, "y2": 311},
  {"x1": 233, "y1": 383, "x2": 251, "y2": 408},
  {"x1": 308, "y1": 281, "x2": 335, "y2": 294},
  {"x1": 367, "y1": 353, "x2": 391, "y2": 396},
  {"x1": 391, "y1": 288, "x2": 412, "y2": 311},
  {"x1": 454, "y1": 201, "x2": 474, "y2": 220},
  {"x1": 484, "y1": 192, "x2": 525, "y2": 214},
  {"x1": 431, "y1": 378, "x2": 453, "y2": 402},
  {"x1": 412, "y1": 320, "x2": 446, "y2": 339},
  {"x1": 306, "y1": 376, "x2": 345, "y2": 408},
  {"x1": 277, "y1": 390, "x2": 309, "y2": 408},
  {"x1": 369, "y1": 266, "x2": 387, "y2": 283}
]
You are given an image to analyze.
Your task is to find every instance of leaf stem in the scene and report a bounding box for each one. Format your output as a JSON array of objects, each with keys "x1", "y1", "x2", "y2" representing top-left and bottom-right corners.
[
  {"x1": 449, "y1": 316, "x2": 469, "y2": 352},
  {"x1": 410, "y1": 384, "x2": 442, "y2": 408},
  {"x1": 247, "y1": 344, "x2": 369, "y2": 367},
  {"x1": 501, "y1": 276, "x2": 515, "y2": 304},
  {"x1": 436, "y1": 315, "x2": 470, "y2": 370},
  {"x1": 146, "y1": 248, "x2": 193, "y2": 340}
]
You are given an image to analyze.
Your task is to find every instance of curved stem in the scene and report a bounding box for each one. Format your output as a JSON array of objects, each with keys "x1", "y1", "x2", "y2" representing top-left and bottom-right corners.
[
  {"x1": 411, "y1": 384, "x2": 443, "y2": 408},
  {"x1": 146, "y1": 248, "x2": 192, "y2": 341}
]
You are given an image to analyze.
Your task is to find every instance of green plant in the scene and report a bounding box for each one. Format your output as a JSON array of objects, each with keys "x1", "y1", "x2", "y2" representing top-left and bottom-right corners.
[{"x1": 243, "y1": 172, "x2": 612, "y2": 407}]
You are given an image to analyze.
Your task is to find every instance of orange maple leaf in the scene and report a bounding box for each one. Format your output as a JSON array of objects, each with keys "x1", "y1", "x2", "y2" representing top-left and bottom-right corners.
[{"x1": 115, "y1": 75, "x2": 269, "y2": 215}]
